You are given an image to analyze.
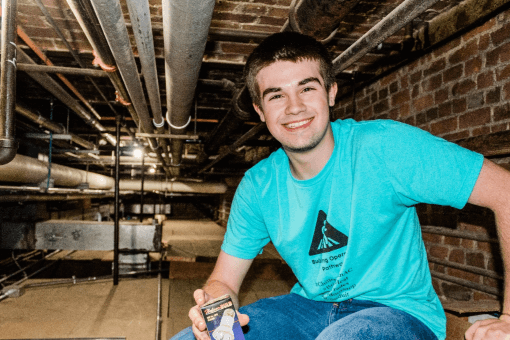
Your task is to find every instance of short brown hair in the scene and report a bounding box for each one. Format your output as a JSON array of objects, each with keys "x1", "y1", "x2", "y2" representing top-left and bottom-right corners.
[{"x1": 244, "y1": 31, "x2": 335, "y2": 108}]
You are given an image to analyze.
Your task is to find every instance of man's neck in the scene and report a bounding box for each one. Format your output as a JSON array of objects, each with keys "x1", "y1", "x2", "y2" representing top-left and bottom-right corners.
[{"x1": 286, "y1": 127, "x2": 335, "y2": 181}]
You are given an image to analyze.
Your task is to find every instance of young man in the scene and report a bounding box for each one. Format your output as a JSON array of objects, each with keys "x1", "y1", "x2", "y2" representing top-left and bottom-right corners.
[{"x1": 172, "y1": 32, "x2": 510, "y2": 340}]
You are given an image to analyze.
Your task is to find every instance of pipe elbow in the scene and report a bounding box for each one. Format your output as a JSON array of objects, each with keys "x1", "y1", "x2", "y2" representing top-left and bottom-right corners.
[{"x1": 0, "y1": 138, "x2": 18, "y2": 165}]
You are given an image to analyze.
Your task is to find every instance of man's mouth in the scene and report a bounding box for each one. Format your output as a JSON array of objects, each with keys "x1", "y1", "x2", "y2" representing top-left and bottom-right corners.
[{"x1": 283, "y1": 117, "x2": 313, "y2": 129}]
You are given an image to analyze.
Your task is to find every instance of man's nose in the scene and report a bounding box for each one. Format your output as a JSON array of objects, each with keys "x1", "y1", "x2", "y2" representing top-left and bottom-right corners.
[{"x1": 285, "y1": 93, "x2": 305, "y2": 115}]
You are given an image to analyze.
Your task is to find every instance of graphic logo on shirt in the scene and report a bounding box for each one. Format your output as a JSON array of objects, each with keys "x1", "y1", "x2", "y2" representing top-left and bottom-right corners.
[{"x1": 309, "y1": 210, "x2": 348, "y2": 256}]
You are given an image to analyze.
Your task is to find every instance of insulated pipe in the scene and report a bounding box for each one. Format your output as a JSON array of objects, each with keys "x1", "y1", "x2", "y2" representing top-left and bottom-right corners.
[
  {"x1": 15, "y1": 104, "x2": 96, "y2": 150},
  {"x1": 162, "y1": 0, "x2": 216, "y2": 166},
  {"x1": 332, "y1": 0, "x2": 441, "y2": 74},
  {"x1": 0, "y1": 0, "x2": 19, "y2": 165},
  {"x1": 125, "y1": 0, "x2": 164, "y2": 128},
  {"x1": 16, "y1": 48, "x2": 117, "y2": 146},
  {"x1": 0, "y1": 154, "x2": 227, "y2": 194},
  {"x1": 119, "y1": 179, "x2": 227, "y2": 195},
  {"x1": 0, "y1": 154, "x2": 114, "y2": 189},
  {"x1": 90, "y1": 0, "x2": 156, "y2": 146},
  {"x1": 282, "y1": 0, "x2": 361, "y2": 42}
]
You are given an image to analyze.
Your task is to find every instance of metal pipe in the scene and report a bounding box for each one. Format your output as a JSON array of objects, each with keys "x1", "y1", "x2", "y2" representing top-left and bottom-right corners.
[
  {"x1": 140, "y1": 151, "x2": 145, "y2": 222},
  {"x1": 16, "y1": 47, "x2": 116, "y2": 146},
  {"x1": 428, "y1": 257, "x2": 503, "y2": 281},
  {"x1": 162, "y1": 0, "x2": 216, "y2": 166},
  {"x1": 332, "y1": 0, "x2": 441, "y2": 74},
  {"x1": 125, "y1": 0, "x2": 164, "y2": 128},
  {"x1": 0, "y1": 194, "x2": 112, "y2": 202},
  {"x1": 65, "y1": 0, "x2": 141, "y2": 126},
  {"x1": 114, "y1": 116, "x2": 121, "y2": 286},
  {"x1": 0, "y1": 250, "x2": 60, "y2": 285},
  {"x1": 155, "y1": 252, "x2": 163, "y2": 340},
  {"x1": 16, "y1": 63, "x2": 106, "y2": 77},
  {"x1": 0, "y1": 0, "x2": 19, "y2": 165},
  {"x1": 90, "y1": 0, "x2": 156, "y2": 147},
  {"x1": 200, "y1": 123, "x2": 267, "y2": 174},
  {"x1": 422, "y1": 226, "x2": 498, "y2": 243},
  {"x1": 32, "y1": 0, "x2": 118, "y2": 119},
  {"x1": 119, "y1": 179, "x2": 228, "y2": 194},
  {"x1": 15, "y1": 104, "x2": 96, "y2": 150},
  {"x1": 430, "y1": 270, "x2": 501, "y2": 297}
]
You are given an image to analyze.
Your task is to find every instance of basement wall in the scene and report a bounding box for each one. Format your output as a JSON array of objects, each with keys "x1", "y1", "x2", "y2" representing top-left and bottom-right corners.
[{"x1": 333, "y1": 8, "x2": 510, "y2": 304}]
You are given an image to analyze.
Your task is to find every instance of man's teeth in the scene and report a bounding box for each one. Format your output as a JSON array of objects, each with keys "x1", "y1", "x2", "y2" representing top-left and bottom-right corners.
[{"x1": 286, "y1": 118, "x2": 311, "y2": 129}]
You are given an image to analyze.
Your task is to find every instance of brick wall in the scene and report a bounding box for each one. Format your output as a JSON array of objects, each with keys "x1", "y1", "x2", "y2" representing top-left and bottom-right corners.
[{"x1": 333, "y1": 9, "x2": 510, "y2": 304}]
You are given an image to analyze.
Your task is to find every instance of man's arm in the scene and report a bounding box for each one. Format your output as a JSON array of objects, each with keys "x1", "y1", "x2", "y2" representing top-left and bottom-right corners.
[
  {"x1": 189, "y1": 250, "x2": 253, "y2": 340},
  {"x1": 465, "y1": 159, "x2": 510, "y2": 339}
]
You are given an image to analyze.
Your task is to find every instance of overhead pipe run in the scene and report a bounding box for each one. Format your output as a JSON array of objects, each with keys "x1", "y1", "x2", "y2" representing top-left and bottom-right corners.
[
  {"x1": 16, "y1": 48, "x2": 116, "y2": 146},
  {"x1": 332, "y1": 0, "x2": 442, "y2": 74},
  {"x1": 0, "y1": 154, "x2": 114, "y2": 189},
  {"x1": 0, "y1": 0, "x2": 19, "y2": 165},
  {"x1": 0, "y1": 154, "x2": 228, "y2": 194},
  {"x1": 15, "y1": 104, "x2": 96, "y2": 151},
  {"x1": 163, "y1": 0, "x2": 216, "y2": 167}
]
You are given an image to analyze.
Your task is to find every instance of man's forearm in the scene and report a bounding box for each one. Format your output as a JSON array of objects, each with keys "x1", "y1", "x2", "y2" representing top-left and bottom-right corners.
[{"x1": 203, "y1": 279, "x2": 241, "y2": 310}]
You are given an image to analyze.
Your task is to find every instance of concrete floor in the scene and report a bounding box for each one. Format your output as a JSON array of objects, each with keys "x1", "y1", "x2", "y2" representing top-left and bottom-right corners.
[{"x1": 0, "y1": 219, "x2": 296, "y2": 340}]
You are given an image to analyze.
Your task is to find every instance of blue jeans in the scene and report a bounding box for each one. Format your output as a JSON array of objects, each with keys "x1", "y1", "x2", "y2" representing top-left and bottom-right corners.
[{"x1": 170, "y1": 293, "x2": 438, "y2": 340}]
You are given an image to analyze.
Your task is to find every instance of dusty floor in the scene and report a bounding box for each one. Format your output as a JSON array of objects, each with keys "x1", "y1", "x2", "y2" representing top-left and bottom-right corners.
[{"x1": 0, "y1": 219, "x2": 296, "y2": 340}]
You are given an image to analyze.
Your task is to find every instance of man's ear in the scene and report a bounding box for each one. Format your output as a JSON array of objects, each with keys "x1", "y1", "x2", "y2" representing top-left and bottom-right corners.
[
  {"x1": 328, "y1": 82, "x2": 338, "y2": 107},
  {"x1": 253, "y1": 103, "x2": 266, "y2": 122}
]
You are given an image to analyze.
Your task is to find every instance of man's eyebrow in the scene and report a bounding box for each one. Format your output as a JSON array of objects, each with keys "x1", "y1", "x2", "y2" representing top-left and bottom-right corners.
[
  {"x1": 299, "y1": 77, "x2": 322, "y2": 86},
  {"x1": 261, "y1": 77, "x2": 323, "y2": 100},
  {"x1": 262, "y1": 87, "x2": 281, "y2": 100}
]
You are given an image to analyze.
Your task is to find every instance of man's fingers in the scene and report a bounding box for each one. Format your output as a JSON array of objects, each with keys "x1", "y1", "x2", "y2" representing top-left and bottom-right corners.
[
  {"x1": 237, "y1": 312, "x2": 250, "y2": 327},
  {"x1": 188, "y1": 305, "x2": 207, "y2": 331},
  {"x1": 193, "y1": 289, "x2": 208, "y2": 305},
  {"x1": 192, "y1": 323, "x2": 210, "y2": 340}
]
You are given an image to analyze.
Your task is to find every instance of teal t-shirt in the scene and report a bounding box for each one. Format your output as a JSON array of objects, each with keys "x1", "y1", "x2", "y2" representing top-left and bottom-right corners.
[{"x1": 222, "y1": 119, "x2": 484, "y2": 340}]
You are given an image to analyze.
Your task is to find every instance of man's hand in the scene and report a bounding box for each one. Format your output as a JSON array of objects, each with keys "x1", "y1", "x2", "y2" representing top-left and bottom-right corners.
[
  {"x1": 188, "y1": 289, "x2": 250, "y2": 340},
  {"x1": 465, "y1": 316, "x2": 510, "y2": 339}
]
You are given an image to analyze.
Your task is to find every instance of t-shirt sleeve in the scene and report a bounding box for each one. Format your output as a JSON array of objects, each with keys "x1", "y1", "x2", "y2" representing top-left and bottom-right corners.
[
  {"x1": 221, "y1": 173, "x2": 271, "y2": 259},
  {"x1": 369, "y1": 121, "x2": 484, "y2": 209}
]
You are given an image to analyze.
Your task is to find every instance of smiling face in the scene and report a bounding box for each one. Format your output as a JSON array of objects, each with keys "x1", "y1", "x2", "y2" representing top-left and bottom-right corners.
[{"x1": 253, "y1": 59, "x2": 337, "y2": 155}]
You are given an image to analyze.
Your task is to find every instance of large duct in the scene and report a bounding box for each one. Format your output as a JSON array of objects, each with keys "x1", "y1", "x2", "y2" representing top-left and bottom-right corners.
[
  {"x1": 0, "y1": 154, "x2": 113, "y2": 189},
  {"x1": 0, "y1": 154, "x2": 227, "y2": 194},
  {"x1": 163, "y1": 0, "x2": 216, "y2": 166}
]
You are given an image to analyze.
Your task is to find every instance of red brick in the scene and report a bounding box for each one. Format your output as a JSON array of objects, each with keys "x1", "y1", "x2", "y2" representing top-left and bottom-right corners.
[
  {"x1": 459, "y1": 107, "x2": 491, "y2": 129},
  {"x1": 487, "y1": 42, "x2": 510, "y2": 66},
  {"x1": 431, "y1": 117, "x2": 458, "y2": 136},
  {"x1": 220, "y1": 42, "x2": 257, "y2": 55},
  {"x1": 429, "y1": 245, "x2": 448, "y2": 259},
  {"x1": 466, "y1": 252, "x2": 485, "y2": 269},
  {"x1": 412, "y1": 84, "x2": 420, "y2": 99},
  {"x1": 461, "y1": 239, "x2": 475, "y2": 250},
  {"x1": 443, "y1": 130, "x2": 470, "y2": 141},
  {"x1": 448, "y1": 40, "x2": 479, "y2": 65},
  {"x1": 438, "y1": 102, "x2": 452, "y2": 118},
  {"x1": 391, "y1": 89, "x2": 410, "y2": 106},
  {"x1": 486, "y1": 87, "x2": 501, "y2": 104},
  {"x1": 374, "y1": 99, "x2": 389, "y2": 115},
  {"x1": 410, "y1": 70, "x2": 422, "y2": 85},
  {"x1": 463, "y1": 18, "x2": 495, "y2": 42},
  {"x1": 433, "y1": 38, "x2": 461, "y2": 58},
  {"x1": 477, "y1": 70, "x2": 494, "y2": 89},
  {"x1": 477, "y1": 241, "x2": 493, "y2": 253},
  {"x1": 497, "y1": 64, "x2": 510, "y2": 81},
  {"x1": 380, "y1": 72, "x2": 398, "y2": 87},
  {"x1": 399, "y1": 103, "x2": 411, "y2": 118},
  {"x1": 465, "y1": 57, "x2": 482, "y2": 77},
  {"x1": 491, "y1": 21, "x2": 510, "y2": 46},
  {"x1": 403, "y1": 115, "x2": 416, "y2": 126},
  {"x1": 443, "y1": 64, "x2": 463, "y2": 84},
  {"x1": 259, "y1": 16, "x2": 287, "y2": 26},
  {"x1": 452, "y1": 79, "x2": 476, "y2": 96},
  {"x1": 212, "y1": 12, "x2": 258, "y2": 24},
  {"x1": 413, "y1": 94, "x2": 434, "y2": 112},
  {"x1": 494, "y1": 103, "x2": 510, "y2": 122},
  {"x1": 424, "y1": 58, "x2": 446, "y2": 77},
  {"x1": 447, "y1": 267, "x2": 481, "y2": 284},
  {"x1": 449, "y1": 249, "x2": 464, "y2": 263},
  {"x1": 435, "y1": 89, "x2": 449, "y2": 105},
  {"x1": 504, "y1": 81, "x2": 510, "y2": 100},
  {"x1": 426, "y1": 74, "x2": 443, "y2": 91},
  {"x1": 400, "y1": 75, "x2": 409, "y2": 89},
  {"x1": 479, "y1": 33, "x2": 491, "y2": 51},
  {"x1": 422, "y1": 232, "x2": 443, "y2": 244},
  {"x1": 452, "y1": 98, "x2": 467, "y2": 114}
]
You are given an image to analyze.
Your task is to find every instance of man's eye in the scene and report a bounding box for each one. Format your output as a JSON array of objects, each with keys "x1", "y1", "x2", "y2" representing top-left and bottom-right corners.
[
  {"x1": 303, "y1": 87, "x2": 315, "y2": 92},
  {"x1": 269, "y1": 94, "x2": 282, "y2": 101}
]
